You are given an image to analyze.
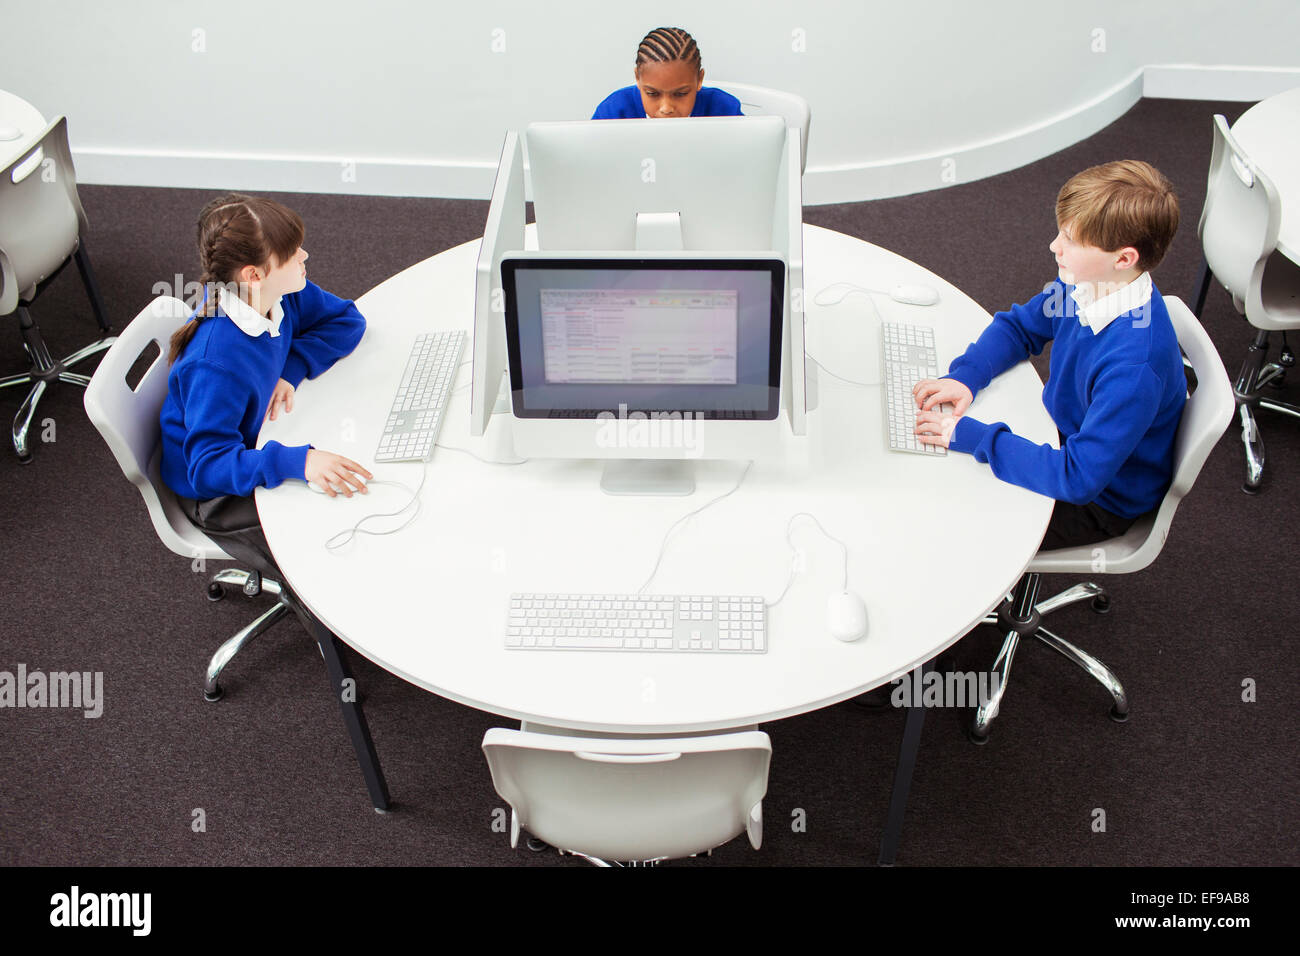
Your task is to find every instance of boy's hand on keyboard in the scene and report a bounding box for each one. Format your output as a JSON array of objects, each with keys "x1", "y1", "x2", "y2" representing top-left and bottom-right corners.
[
  {"x1": 912, "y1": 378, "x2": 972, "y2": 417},
  {"x1": 305, "y1": 449, "x2": 372, "y2": 497},
  {"x1": 265, "y1": 379, "x2": 295, "y2": 422},
  {"x1": 915, "y1": 407, "x2": 959, "y2": 448}
]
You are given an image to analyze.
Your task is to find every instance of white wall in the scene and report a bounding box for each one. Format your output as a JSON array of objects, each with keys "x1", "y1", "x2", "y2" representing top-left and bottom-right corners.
[{"x1": 2, "y1": 0, "x2": 1298, "y2": 203}]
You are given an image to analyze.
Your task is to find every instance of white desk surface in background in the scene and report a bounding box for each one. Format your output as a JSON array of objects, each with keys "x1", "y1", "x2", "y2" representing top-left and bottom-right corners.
[
  {"x1": 257, "y1": 224, "x2": 1056, "y2": 733},
  {"x1": 1231, "y1": 86, "x2": 1300, "y2": 263}
]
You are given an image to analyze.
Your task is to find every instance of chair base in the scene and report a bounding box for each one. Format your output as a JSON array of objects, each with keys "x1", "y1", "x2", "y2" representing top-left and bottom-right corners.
[
  {"x1": 2, "y1": 241, "x2": 115, "y2": 460},
  {"x1": 203, "y1": 570, "x2": 291, "y2": 701},
  {"x1": 556, "y1": 847, "x2": 674, "y2": 867},
  {"x1": 0, "y1": 303, "x2": 115, "y2": 460},
  {"x1": 971, "y1": 574, "x2": 1128, "y2": 742},
  {"x1": 1233, "y1": 328, "x2": 1300, "y2": 494},
  {"x1": 543, "y1": 836, "x2": 716, "y2": 867}
]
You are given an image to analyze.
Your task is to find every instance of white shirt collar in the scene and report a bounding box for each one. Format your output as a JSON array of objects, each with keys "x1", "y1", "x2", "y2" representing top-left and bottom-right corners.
[
  {"x1": 1068, "y1": 272, "x2": 1152, "y2": 335},
  {"x1": 219, "y1": 285, "x2": 283, "y2": 338}
]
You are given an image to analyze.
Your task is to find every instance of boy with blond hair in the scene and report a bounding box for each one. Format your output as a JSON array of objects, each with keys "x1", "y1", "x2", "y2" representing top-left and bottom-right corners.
[{"x1": 913, "y1": 160, "x2": 1186, "y2": 549}]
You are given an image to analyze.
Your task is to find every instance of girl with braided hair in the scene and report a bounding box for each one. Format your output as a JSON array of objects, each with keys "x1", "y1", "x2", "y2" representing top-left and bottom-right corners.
[
  {"x1": 159, "y1": 194, "x2": 369, "y2": 577},
  {"x1": 592, "y1": 27, "x2": 742, "y2": 119}
]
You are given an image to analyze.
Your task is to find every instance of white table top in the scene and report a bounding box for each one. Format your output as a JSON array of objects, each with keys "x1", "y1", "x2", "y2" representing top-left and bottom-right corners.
[
  {"x1": 1231, "y1": 86, "x2": 1300, "y2": 263},
  {"x1": 0, "y1": 89, "x2": 46, "y2": 170},
  {"x1": 257, "y1": 224, "x2": 1056, "y2": 733}
]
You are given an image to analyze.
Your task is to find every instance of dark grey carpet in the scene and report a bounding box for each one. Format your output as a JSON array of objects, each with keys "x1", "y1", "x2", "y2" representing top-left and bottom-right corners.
[{"x1": 2, "y1": 97, "x2": 1296, "y2": 867}]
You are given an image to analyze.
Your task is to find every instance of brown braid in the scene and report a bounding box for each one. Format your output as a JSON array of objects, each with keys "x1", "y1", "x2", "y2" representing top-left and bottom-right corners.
[
  {"x1": 167, "y1": 193, "x2": 304, "y2": 364},
  {"x1": 635, "y1": 27, "x2": 701, "y2": 72}
]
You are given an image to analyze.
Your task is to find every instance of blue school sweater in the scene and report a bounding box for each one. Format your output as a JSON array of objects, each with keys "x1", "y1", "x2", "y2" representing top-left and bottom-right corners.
[
  {"x1": 160, "y1": 281, "x2": 365, "y2": 500},
  {"x1": 945, "y1": 278, "x2": 1186, "y2": 519},
  {"x1": 592, "y1": 85, "x2": 743, "y2": 119}
]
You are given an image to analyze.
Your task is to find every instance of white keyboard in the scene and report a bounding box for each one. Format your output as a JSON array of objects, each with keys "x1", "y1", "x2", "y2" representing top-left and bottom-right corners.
[
  {"x1": 506, "y1": 593, "x2": 768, "y2": 653},
  {"x1": 882, "y1": 321, "x2": 951, "y2": 455},
  {"x1": 375, "y1": 330, "x2": 466, "y2": 462}
]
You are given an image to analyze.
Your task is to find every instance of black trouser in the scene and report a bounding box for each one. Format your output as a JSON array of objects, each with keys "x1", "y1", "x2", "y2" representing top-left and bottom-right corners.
[
  {"x1": 1040, "y1": 499, "x2": 1142, "y2": 551},
  {"x1": 177, "y1": 493, "x2": 282, "y2": 580}
]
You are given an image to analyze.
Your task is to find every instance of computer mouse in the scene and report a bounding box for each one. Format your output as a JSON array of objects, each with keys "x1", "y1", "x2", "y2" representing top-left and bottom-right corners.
[
  {"x1": 307, "y1": 474, "x2": 369, "y2": 496},
  {"x1": 827, "y1": 590, "x2": 869, "y2": 642},
  {"x1": 890, "y1": 284, "x2": 941, "y2": 306},
  {"x1": 0, "y1": 127, "x2": 22, "y2": 142}
]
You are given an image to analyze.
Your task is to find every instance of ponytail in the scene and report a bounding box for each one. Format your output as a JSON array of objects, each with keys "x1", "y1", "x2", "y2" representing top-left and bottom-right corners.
[{"x1": 167, "y1": 277, "x2": 218, "y2": 366}]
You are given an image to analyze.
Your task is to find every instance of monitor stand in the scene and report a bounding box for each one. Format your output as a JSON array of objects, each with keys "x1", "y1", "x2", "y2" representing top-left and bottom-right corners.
[
  {"x1": 634, "y1": 212, "x2": 683, "y2": 251},
  {"x1": 600, "y1": 459, "x2": 696, "y2": 496}
]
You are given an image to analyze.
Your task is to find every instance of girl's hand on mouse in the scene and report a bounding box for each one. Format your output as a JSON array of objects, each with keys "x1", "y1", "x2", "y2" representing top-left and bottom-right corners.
[
  {"x1": 305, "y1": 449, "x2": 372, "y2": 497},
  {"x1": 266, "y1": 379, "x2": 296, "y2": 421},
  {"x1": 912, "y1": 377, "x2": 972, "y2": 416}
]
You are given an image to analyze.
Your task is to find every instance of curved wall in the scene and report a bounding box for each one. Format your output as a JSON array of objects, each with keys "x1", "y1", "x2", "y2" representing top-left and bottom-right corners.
[{"x1": 1, "y1": 0, "x2": 1297, "y2": 203}]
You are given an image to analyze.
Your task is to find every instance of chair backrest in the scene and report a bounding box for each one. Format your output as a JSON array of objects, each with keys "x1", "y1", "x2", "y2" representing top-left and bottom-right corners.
[
  {"x1": 1197, "y1": 114, "x2": 1280, "y2": 309},
  {"x1": 0, "y1": 115, "x2": 87, "y2": 315},
  {"x1": 1031, "y1": 296, "x2": 1234, "y2": 574},
  {"x1": 83, "y1": 296, "x2": 231, "y2": 561},
  {"x1": 482, "y1": 728, "x2": 771, "y2": 861},
  {"x1": 715, "y1": 81, "x2": 810, "y2": 174}
]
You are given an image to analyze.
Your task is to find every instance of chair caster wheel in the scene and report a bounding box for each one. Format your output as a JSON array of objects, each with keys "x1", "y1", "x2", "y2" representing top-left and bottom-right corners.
[
  {"x1": 207, "y1": 583, "x2": 225, "y2": 602},
  {"x1": 204, "y1": 685, "x2": 223, "y2": 702},
  {"x1": 1241, "y1": 482, "x2": 1261, "y2": 496},
  {"x1": 1091, "y1": 595, "x2": 1111, "y2": 614},
  {"x1": 374, "y1": 806, "x2": 390, "y2": 815},
  {"x1": 17, "y1": 453, "x2": 33, "y2": 465},
  {"x1": 967, "y1": 727, "x2": 990, "y2": 745},
  {"x1": 526, "y1": 837, "x2": 551, "y2": 852},
  {"x1": 1109, "y1": 705, "x2": 1129, "y2": 723}
]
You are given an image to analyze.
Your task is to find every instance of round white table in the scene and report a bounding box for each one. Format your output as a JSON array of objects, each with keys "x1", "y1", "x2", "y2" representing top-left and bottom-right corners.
[
  {"x1": 257, "y1": 224, "x2": 1055, "y2": 739},
  {"x1": 257, "y1": 224, "x2": 1056, "y2": 860},
  {"x1": 0, "y1": 89, "x2": 47, "y2": 172},
  {"x1": 1231, "y1": 86, "x2": 1300, "y2": 263}
]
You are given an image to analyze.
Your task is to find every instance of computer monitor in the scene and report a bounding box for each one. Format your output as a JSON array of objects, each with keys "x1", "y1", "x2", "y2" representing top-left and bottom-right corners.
[
  {"x1": 470, "y1": 131, "x2": 525, "y2": 437},
  {"x1": 471, "y1": 118, "x2": 807, "y2": 449},
  {"x1": 525, "y1": 116, "x2": 787, "y2": 252},
  {"x1": 502, "y1": 252, "x2": 786, "y2": 495}
]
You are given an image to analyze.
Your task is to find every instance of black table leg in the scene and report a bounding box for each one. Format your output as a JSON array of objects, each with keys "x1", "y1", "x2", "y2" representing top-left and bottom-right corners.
[
  {"x1": 74, "y1": 243, "x2": 113, "y2": 334},
  {"x1": 877, "y1": 656, "x2": 935, "y2": 866},
  {"x1": 1193, "y1": 257, "x2": 1213, "y2": 318},
  {"x1": 294, "y1": 605, "x2": 393, "y2": 812}
]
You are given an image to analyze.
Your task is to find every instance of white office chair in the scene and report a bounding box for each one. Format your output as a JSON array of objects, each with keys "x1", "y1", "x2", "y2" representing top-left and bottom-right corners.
[
  {"x1": 482, "y1": 724, "x2": 771, "y2": 865},
  {"x1": 1192, "y1": 113, "x2": 1300, "y2": 493},
  {"x1": 83, "y1": 296, "x2": 293, "y2": 702},
  {"x1": 970, "y1": 296, "x2": 1234, "y2": 742},
  {"x1": 715, "y1": 80, "x2": 810, "y2": 174},
  {"x1": 0, "y1": 115, "x2": 115, "y2": 461}
]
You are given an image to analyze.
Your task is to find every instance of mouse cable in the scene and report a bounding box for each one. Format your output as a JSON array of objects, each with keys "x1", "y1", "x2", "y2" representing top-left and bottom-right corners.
[
  {"x1": 323, "y1": 439, "x2": 531, "y2": 552},
  {"x1": 434, "y1": 442, "x2": 529, "y2": 466},
  {"x1": 809, "y1": 283, "x2": 885, "y2": 386},
  {"x1": 636, "y1": 460, "x2": 753, "y2": 595},
  {"x1": 766, "y1": 512, "x2": 849, "y2": 609},
  {"x1": 813, "y1": 282, "x2": 889, "y2": 307},
  {"x1": 323, "y1": 468, "x2": 428, "y2": 552},
  {"x1": 805, "y1": 353, "x2": 880, "y2": 388}
]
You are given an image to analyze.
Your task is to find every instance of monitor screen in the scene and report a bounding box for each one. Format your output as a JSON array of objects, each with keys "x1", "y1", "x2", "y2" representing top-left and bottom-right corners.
[{"x1": 503, "y1": 258, "x2": 784, "y2": 420}]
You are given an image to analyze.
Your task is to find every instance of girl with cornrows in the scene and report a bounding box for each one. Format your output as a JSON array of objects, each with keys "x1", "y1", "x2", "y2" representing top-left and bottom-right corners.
[
  {"x1": 160, "y1": 194, "x2": 370, "y2": 578},
  {"x1": 592, "y1": 27, "x2": 742, "y2": 119}
]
